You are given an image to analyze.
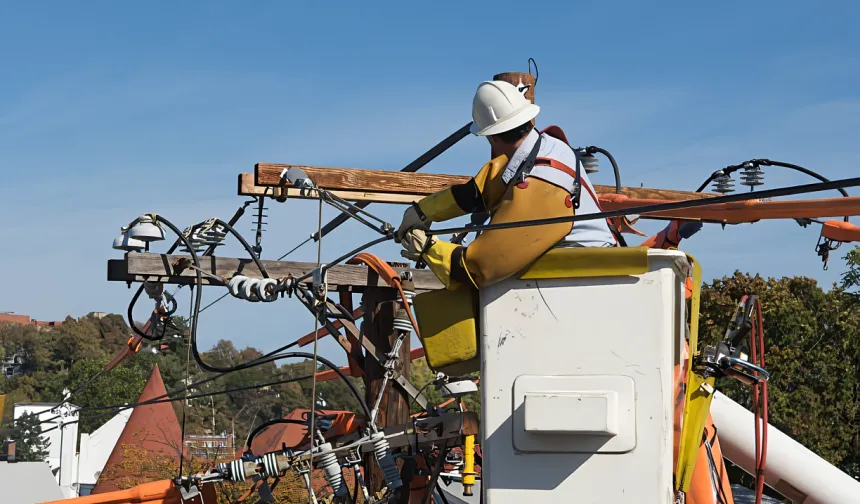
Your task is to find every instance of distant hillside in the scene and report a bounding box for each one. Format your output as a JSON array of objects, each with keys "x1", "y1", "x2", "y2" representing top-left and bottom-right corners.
[
  {"x1": 0, "y1": 313, "x2": 369, "y2": 440},
  {"x1": 0, "y1": 311, "x2": 472, "y2": 446}
]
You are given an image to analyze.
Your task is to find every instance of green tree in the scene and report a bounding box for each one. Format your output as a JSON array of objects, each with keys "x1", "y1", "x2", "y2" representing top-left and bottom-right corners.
[
  {"x1": 842, "y1": 245, "x2": 860, "y2": 294},
  {"x1": 68, "y1": 356, "x2": 153, "y2": 433},
  {"x1": 698, "y1": 270, "x2": 860, "y2": 478},
  {"x1": 408, "y1": 357, "x2": 480, "y2": 417},
  {"x1": 52, "y1": 316, "x2": 107, "y2": 370},
  {"x1": 6, "y1": 411, "x2": 50, "y2": 461},
  {"x1": 0, "y1": 324, "x2": 58, "y2": 374}
]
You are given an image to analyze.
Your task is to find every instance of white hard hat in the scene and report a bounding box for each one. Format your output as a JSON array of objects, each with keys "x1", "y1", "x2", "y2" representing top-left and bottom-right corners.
[{"x1": 470, "y1": 80, "x2": 540, "y2": 136}]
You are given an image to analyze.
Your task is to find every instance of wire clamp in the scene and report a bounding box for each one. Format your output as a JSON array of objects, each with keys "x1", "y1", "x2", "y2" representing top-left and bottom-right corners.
[
  {"x1": 278, "y1": 275, "x2": 296, "y2": 298},
  {"x1": 815, "y1": 235, "x2": 838, "y2": 271},
  {"x1": 311, "y1": 266, "x2": 327, "y2": 306}
]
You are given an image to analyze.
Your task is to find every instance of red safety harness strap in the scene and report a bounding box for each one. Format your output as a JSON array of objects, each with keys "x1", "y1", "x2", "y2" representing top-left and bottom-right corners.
[{"x1": 533, "y1": 157, "x2": 619, "y2": 246}]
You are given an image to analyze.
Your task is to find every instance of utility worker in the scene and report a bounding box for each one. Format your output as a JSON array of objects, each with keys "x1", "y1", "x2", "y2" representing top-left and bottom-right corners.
[{"x1": 396, "y1": 80, "x2": 617, "y2": 290}]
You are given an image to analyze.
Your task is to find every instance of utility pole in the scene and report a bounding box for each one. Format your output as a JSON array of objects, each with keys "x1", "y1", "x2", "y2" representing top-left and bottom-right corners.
[
  {"x1": 211, "y1": 397, "x2": 216, "y2": 435},
  {"x1": 493, "y1": 70, "x2": 537, "y2": 126},
  {"x1": 230, "y1": 404, "x2": 249, "y2": 454},
  {"x1": 360, "y1": 287, "x2": 412, "y2": 498}
]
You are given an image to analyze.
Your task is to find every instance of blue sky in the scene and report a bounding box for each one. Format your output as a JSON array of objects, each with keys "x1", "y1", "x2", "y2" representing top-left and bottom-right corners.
[{"x1": 1, "y1": 1, "x2": 858, "y2": 366}]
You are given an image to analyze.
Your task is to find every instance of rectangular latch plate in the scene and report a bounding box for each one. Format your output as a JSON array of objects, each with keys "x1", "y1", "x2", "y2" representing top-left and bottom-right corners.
[{"x1": 524, "y1": 391, "x2": 619, "y2": 435}]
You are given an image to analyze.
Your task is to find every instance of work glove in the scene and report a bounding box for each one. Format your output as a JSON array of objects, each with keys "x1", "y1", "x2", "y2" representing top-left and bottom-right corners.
[
  {"x1": 400, "y1": 228, "x2": 432, "y2": 262},
  {"x1": 395, "y1": 203, "x2": 430, "y2": 242}
]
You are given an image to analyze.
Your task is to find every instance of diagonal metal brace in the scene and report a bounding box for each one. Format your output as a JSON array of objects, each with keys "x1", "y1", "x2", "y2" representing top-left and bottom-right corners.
[
  {"x1": 395, "y1": 374, "x2": 431, "y2": 412},
  {"x1": 293, "y1": 287, "x2": 432, "y2": 412}
]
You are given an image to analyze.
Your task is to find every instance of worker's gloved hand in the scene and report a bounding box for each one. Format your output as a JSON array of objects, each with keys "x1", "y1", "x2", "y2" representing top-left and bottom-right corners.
[
  {"x1": 395, "y1": 203, "x2": 429, "y2": 242},
  {"x1": 400, "y1": 228, "x2": 432, "y2": 262}
]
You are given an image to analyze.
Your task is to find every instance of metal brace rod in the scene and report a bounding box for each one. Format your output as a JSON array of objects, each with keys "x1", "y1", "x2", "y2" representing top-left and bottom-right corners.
[
  {"x1": 293, "y1": 286, "x2": 432, "y2": 411},
  {"x1": 320, "y1": 189, "x2": 393, "y2": 235},
  {"x1": 395, "y1": 375, "x2": 430, "y2": 411}
]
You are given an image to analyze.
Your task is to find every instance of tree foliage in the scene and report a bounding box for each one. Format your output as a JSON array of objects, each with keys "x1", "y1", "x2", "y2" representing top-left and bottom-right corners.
[
  {"x1": 409, "y1": 357, "x2": 480, "y2": 417},
  {"x1": 3, "y1": 411, "x2": 50, "y2": 462},
  {"x1": 699, "y1": 270, "x2": 860, "y2": 477},
  {"x1": 842, "y1": 245, "x2": 860, "y2": 294}
]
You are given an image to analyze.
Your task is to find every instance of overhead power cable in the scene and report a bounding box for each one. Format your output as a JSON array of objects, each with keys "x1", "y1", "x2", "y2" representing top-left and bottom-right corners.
[
  {"x1": 308, "y1": 198, "x2": 324, "y2": 478},
  {"x1": 36, "y1": 348, "x2": 368, "y2": 434},
  {"x1": 425, "y1": 175, "x2": 860, "y2": 237},
  {"x1": 273, "y1": 122, "x2": 472, "y2": 260},
  {"x1": 34, "y1": 344, "x2": 308, "y2": 428},
  {"x1": 696, "y1": 159, "x2": 851, "y2": 223},
  {"x1": 37, "y1": 372, "x2": 317, "y2": 436}
]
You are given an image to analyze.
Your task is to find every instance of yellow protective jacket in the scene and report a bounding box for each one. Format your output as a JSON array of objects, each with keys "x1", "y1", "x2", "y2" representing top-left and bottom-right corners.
[{"x1": 414, "y1": 127, "x2": 615, "y2": 290}]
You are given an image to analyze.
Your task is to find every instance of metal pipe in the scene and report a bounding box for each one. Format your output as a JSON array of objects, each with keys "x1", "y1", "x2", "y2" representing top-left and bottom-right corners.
[{"x1": 711, "y1": 391, "x2": 860, "y2": 503}]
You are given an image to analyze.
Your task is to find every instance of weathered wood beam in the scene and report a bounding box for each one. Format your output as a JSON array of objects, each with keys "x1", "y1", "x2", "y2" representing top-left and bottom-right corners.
[
  {"x1": 248, "y1": 164, "x2": 719, "y2": 202},
  {"x1": 241, "y1": 170, "x2": 860, "y2": 223},
  {"x1": 238, "y1": 173, "x2": 416, "y2": 204},
  {"x1": 106, "y1": 253, "x2": 444, "y2": 291}
]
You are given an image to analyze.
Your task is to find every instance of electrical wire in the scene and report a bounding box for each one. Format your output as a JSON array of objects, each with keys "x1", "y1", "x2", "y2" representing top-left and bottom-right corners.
[
  {"x1": 150, "y1": 214, "x2": 367, "y2": 390},
  {"x1": 696, "y1": 160, "x2": 851, "y2": 222},
  {"x1": 294, "y1": 235, "x2": 391, "y2": 285},
  {"x1": 37, "y1": 373, "x2": 317, "y2": 435},
  {"x1": 304, "y1": 121, "x2": 472, "y2": 247},
  {"x1": 34, "y1": 345, "x2": 363, "y2": 436},
  {"x1": 178, "y1": 285, "x2": 194, "y2": 482},
  {"x1": 528, "y1": 57, "x2": 539, "y2": 87},
  {"x1": 32, "y1": 349, "x2": 292, "y2": 431},
  {"x1": 150, "y1": 215, "x2": 274, "y2": 375},
  {"x1": 211, "y1": 218, "x2": 270, "y2": 278},
  {"x1": 49, "y1": 367, "x2": 110, "y2": 414},
  {"x1": 277, "y1": 237, "x2": 312, "y2": 261},
  {"x1": 130, "y1": 201, "x2": 256, "y2": 339},
  {"x1": 707, "y1": 427, "x2": 731, "y2": 504},
  {"x1": 245, "y1": 418, "x2": 309, "y2": 453},
  {"x1": 127, "y1": 213, "x2": 270, "y2": 343},
  {"x1": 749, "y1": 297, "x2": 768, "y2": 504},
  {"x1": 425, "y1": 174, "x2": 860, "y2": 237},
  {"x1": 308, "y1": 198, "x2": 324, "y2": 488},
  {"x1": 586, "y1": 146, "x2": 621, "y2": 194}
]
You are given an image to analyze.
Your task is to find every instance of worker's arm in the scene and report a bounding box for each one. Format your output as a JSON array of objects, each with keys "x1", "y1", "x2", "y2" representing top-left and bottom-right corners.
[
  {"x1": 396, "y1": 155, "x2": 510, "y2": 240},
  {"x1": 419, "y1": 176, "x2": 574, "y2": 289}
]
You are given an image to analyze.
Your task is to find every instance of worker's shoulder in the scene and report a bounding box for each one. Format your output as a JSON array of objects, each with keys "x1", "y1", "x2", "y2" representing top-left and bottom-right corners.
[{"x1": 538, "y1": 130, "x2": 577, "y2": 161}]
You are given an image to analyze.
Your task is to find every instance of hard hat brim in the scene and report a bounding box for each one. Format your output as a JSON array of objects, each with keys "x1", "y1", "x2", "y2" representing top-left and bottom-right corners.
[{"x1": 471, "y1": 103, "x2": 540, "y2": 136}]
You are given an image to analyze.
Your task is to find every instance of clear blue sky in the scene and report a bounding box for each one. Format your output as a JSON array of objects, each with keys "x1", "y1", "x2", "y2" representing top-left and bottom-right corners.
[{"x1": 1, "y1": 1, "x2": 858, "y2": 365}]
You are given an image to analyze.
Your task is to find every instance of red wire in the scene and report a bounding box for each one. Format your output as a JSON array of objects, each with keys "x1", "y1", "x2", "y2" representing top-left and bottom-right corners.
[
  {"x1": 347, "y1": 252, "x2": 422, "y2": 338},
  {"x1": 750, "y1": 297, "x2": 768, "y2": 504}
]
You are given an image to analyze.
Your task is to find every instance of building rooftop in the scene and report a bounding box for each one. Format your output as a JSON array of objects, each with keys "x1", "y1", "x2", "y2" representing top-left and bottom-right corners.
[
  {"x1": 90, "y1": 364, "x2": 182, "y2": 495},
  {"x1": 0, "y1": 461, "x2": 65, "y2": 504}
]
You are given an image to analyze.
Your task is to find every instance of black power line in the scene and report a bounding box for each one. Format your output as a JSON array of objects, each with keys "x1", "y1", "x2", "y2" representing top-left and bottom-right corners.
[{"x1": 37, "y1": 372, "x2": 318, "y2": 435}]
